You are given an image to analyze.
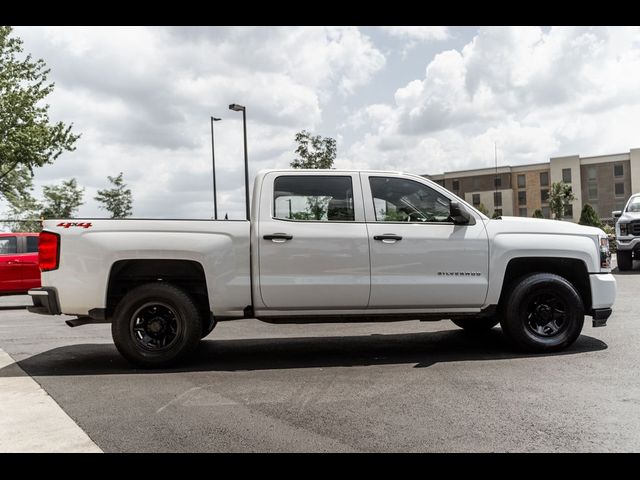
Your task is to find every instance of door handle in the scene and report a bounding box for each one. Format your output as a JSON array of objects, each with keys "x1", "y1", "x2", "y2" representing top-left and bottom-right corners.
[
  {"x1": 374, "y1": 234, "x2": 402, "y2": 243},
  {"x1": 263, "y1": 233, "x2": 293, "y2": 243}
]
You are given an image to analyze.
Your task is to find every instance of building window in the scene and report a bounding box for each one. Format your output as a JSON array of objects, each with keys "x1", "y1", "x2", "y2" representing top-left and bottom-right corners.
[
  {"x1": 472, "y1": 194, "x2": 480, "y2": 206},
  {"x1": 540, "y1": 171, "x2": 549, "y2": 186},
  {"x1": 615, "y1": 182, "x2": 625, "y2": 197},
  {"x1": 541, "y1": 189, "x2": 549, "y2": 203},
  {"x1": 493, "y1": 191, "x2": 502, "y2": 207},
  {"x1": 519, "y1": 207, "x2": 527, "y2": 217},
  {"x1": 587, "y1": 166, "x2": 597, "y2": 180},
  {"x1": 494, "y1": 176, "x2": 502, "y2": 188},
  {"x1": 472, "y1": 177, "x2": 480, "y2": 190},
  {"x1": 588, "y1": 182, "x2": 598, "y2": 201},
  {"x1": 517, "y1": 174, "x2": 526, "y2": 188},
  {"x1": 564, "y1": 204, "x2": 573, "y2": 217},
  {"x1": 614, "y1": 164, "x2": 624, "y2": 177},
  {"x1": 518, "y1": 191, "x2": 526, "y2": 206},
  {"x1": 542, "y1": 206, "x2": 551, "y2": 218},
  {"x1": 562, "y1": 168, "x2": 572, "y2": 183},
  {"x1": 452, "y1": 179, "x2": 459, "y2": 192}
]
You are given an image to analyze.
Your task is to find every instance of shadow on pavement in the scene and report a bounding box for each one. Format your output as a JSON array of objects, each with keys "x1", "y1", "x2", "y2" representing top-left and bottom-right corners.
[
  {"x1": 612, "y1": 265, "x2": 640, "y2": 275},
  {"x1": 0, "y1": 328, "x2": 608, "y2": 378}
]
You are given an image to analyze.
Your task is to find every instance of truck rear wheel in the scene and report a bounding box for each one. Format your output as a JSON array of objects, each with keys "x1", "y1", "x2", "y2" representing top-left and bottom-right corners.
[
  {"x1": 111, "y1": 283, "x2": 202, "y2": 368},
  {"x1": 617, "y1": 250, "x2": 633, "y2": 271},
  {"x1": 451, "y1": 317, "x2": 500, "y2": 332},
  {"x1": 500, "y1": 273, "x2": 584, "y2": 352}
]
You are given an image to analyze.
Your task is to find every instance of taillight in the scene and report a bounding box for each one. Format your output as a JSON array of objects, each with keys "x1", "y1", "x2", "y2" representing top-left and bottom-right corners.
[{"x1": 39, "y1": 231, "x2": 60, "y2": 271}]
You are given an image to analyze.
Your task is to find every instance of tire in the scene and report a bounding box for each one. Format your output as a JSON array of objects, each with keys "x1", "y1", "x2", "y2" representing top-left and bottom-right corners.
[
  {"x1": 451, "y1": 317, "x2": 500, "y2": 332},
  {"x1": 111, "y1": 283, "x2": 203, "y2": 368},
  {"x1": 201, "y1": 312, "x2": 216, "y2": 339},
  {"x1": 500, "y1": 273, "x2": 584, "y2": 352},
  {"x1": 617, "y1": 250, "x2": 633, "y2": 271}
]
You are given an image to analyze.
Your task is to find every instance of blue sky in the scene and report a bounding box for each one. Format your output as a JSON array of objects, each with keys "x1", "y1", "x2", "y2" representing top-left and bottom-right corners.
[{"x1": 6, "y1": 26, "x2": 640, "y2": 219}]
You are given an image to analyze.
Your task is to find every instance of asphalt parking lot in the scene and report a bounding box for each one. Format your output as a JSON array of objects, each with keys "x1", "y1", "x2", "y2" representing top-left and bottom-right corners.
[{"x1": 1, "y1": 263, "x2": 639, "y2": 452}]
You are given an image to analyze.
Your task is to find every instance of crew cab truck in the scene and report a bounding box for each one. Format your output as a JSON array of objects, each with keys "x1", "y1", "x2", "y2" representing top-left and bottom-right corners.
[
  {"x1": 29, "y1": 169, "x2": 616, "y2": 367},
  {"x1": 613, "y1": 193, "x2": 640, "y2": 271}
]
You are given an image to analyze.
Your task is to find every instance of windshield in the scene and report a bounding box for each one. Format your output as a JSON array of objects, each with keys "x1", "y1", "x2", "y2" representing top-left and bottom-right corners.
[{"x1": 626, "y1": 196, "x2": 640, "y2": 213}]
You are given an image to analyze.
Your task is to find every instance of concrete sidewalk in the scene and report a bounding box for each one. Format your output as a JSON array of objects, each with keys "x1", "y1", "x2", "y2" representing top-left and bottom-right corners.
[{"x1": 0, "y1": 348, "x2": 102, "y2": 453}]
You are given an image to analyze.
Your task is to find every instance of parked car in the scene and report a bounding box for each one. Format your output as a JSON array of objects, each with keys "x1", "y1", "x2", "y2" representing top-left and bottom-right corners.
[
  {"x1": 0, "y1": 232, "x2": 41, "y2": 295},
  {"x1": 29, "y1": 169, "x2": 615, "y2": 367},
  {"x1": 613, "y1": 193, "x2": 640, "y2": 270}
]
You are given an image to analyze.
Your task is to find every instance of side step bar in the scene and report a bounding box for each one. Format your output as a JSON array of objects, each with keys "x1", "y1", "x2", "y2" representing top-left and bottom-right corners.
[{"x1": 65, "y1": 308, "x2": 109, "y2": 328}]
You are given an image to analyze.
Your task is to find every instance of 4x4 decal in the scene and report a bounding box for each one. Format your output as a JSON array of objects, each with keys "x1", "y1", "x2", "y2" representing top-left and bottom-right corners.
[{"x1": 57, "y1": 222, "x2": 92, "y2": 229}]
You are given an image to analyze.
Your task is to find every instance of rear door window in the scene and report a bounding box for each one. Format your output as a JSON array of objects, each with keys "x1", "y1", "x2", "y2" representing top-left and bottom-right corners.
[
  {"x1": 26, "y1": 236, "x2": 39, "y2": 253},
  {"x1": 273, "y1": 176, "x2": 355, "y2": 222}
]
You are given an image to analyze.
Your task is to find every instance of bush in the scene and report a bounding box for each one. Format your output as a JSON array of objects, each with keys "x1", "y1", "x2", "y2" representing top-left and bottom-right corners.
[
  {"x1": 579, "y1": 203, "x2": 603, "y2": 228},
  {"x1": 532, "y1": 209, "x2": 543, "y2": 218}
]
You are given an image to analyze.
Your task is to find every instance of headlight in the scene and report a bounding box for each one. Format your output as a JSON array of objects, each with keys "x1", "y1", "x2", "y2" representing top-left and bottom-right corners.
[
  {"x1": 619, "y1": 222, "x2": 628, "y2": 236},
  {"x1": 600, "y1": 236, "x2": 611, "y2": 269}
]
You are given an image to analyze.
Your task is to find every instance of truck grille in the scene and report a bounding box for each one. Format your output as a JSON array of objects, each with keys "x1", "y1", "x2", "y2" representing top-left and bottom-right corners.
[{"x1": 631, "y1": 221, "x2": 640, "y2": 236}]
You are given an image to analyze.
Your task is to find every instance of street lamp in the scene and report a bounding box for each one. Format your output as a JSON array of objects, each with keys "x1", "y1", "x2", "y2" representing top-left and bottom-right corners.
[
  {"x1": 229, "y1": 103, "x2": 250, "y2": 221},
  {"x1": 210, "y1": 116, "x2": 221, "y2": 220}
]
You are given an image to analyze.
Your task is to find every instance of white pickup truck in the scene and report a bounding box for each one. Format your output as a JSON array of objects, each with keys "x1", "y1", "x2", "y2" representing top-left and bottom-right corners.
[{"x1": 29, "y1": 169, "x2": 616, "y2": 367}]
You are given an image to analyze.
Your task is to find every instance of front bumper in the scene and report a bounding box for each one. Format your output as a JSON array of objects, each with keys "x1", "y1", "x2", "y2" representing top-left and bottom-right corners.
[
  {"x1": 28, "y1": 287, "x2": 61, "y2": 315},
  {"x1": 616, "y1": 236, "x2": 640, "y2": 252},
  {"x1": 589, "y1": 273, "x2": 616, "y2": 327}
]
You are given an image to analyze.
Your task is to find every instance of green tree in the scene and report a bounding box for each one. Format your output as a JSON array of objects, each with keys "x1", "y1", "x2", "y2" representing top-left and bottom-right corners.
[
  {"x1": 290, "y1": 130, "x2": 336, "y2": 169},
  {"x1": 40, "y1": 178, "x2": 84, "y2": 218},
  {"x1": 548, "y1": 181, "x2": 576, "y2": 220},
  {"x1": 476, "y1": 203, "x2": 489, "y2": 216},
  {"x1": 95, "y1": 172, "x2": 133, "y2": 218},
  {"x1": 491, "y1": 209, "x2": 501, "y2": 219},
  {"x1": 579, "y1": 203, "x2": 603, "y2": 228},
  {"x1": 0, "y1": 26, "x2": 80, "y2": 208},
  {"x1": 4, "y1": 193, "x2": 42, "y2": 232},
  {"x1": 532, "y1": 209, "x2": 544, "y2": 218}
]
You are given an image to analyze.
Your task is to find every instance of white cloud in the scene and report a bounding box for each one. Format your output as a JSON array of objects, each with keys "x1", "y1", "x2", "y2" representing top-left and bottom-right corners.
[
  {"x1": 380, "y1": 26, "x2": 449, "y2": 42},
  {"x1": 343, "y1": 26, "x2": 640, "y2": 175},
  {"x1": 6, "y1": 25, "x2": 640, "y2": 223},
  {"x1": 7, "y1": 26, "x2": 386, "y2": 219}
]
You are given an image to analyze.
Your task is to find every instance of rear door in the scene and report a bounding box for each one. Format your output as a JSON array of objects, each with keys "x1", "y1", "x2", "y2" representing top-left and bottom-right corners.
[
  {"x1": 0, "y1": 236, "x2": 22, "y2": 293},
  {"x1": 257, "y1": 172, "x2": 370, "y2": 310},
  {"x1": 20, "y1": 235, "x2": 41, "y2": 290}
]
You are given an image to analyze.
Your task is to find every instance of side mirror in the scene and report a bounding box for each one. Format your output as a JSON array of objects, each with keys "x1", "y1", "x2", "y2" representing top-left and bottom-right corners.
[
  {"x1": 450, "y1": 201, "x2": 474, "y2": 225},
  {"x1": 613, "y1": 210, "x2": 622, "y2": 219}
]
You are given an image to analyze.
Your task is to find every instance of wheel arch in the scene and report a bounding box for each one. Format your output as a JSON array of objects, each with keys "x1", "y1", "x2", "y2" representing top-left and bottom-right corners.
[
  {"x1": 106, "y1": 259, "x2": 211, "y2": 320},
  {"x1": 497, "y1": 257, "x2": 591, "y2": 312}
]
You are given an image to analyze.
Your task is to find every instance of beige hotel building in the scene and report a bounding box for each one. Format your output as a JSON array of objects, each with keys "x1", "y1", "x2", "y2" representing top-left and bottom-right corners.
[{"x1": 424, "y1": 148, "x2": 640, "y2": 223}]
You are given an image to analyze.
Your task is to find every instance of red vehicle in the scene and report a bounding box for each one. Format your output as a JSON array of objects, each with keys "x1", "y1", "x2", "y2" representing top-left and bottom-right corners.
[{"x1": 0, "y1": 233, "x2": 41, "y2": 295}]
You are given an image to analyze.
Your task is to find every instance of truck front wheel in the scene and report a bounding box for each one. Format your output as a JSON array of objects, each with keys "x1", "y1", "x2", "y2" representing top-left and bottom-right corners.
[
  {"x1": 500, "y1": 273, "x2": 584, "y2": 352},
  {"x1": 112, "y1": 283, "x2": 202, "y2": 368},
  {"x1": 617, "y1": 250, "x2": 633, "y2": 271}
]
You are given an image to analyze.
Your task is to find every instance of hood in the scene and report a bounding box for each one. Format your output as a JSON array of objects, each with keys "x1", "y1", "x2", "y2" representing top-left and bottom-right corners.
[
  {"x1": 620, "y1": 211, "x2": 640, "y2": 222},
  {"x1": 484, "y1": 216, "x2": 605, "y2": 237}
]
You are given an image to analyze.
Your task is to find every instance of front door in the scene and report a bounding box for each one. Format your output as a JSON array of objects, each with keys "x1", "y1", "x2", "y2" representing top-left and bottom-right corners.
[
  {"x1": 362, "y1": 174, "x2": 489, "y2": 309},
  {"x1": 258, "y1": 172, "x2": 370, "y2": 310}
]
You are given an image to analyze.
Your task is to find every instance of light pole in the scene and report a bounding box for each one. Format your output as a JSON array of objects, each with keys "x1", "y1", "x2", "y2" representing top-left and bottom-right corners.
[
  {"x1": 210, "y1": 117, "x2": 221, "y2": 220},
  {"x1": 229, "y1": 103, "x2": 250, "y2": 221}
]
